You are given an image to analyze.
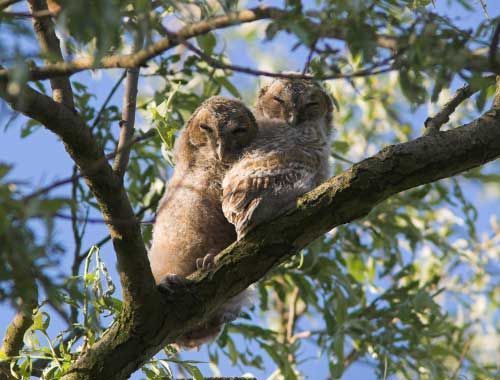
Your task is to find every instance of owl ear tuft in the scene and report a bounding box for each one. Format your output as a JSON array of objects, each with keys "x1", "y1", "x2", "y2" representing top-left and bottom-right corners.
[{"x1": 186, "y1": 109, "x2": 207, "y2": 147}]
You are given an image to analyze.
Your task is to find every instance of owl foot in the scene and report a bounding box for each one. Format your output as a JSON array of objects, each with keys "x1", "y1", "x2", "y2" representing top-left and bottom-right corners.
[
  {"x1": 196, "y1": 252, "x2": 216, "y2": 271},
  {"x1": 158, "y1": 273, "x2": 189, "y2": 294}
]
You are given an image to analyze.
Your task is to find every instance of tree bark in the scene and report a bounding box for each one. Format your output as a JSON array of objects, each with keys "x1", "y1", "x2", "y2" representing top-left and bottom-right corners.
[{"x1": 61, "y1": 103, "x2": 500, "y2": 379}]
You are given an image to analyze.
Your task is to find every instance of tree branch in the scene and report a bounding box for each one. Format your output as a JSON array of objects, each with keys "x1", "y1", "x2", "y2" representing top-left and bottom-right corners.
[
  {"x1": 423, "y1": 75, "x2": 495, "y2": 135},
  {"x1": 0, "y1": 6, "x2": 498, "y2": 82},
  {"x1": 0, "y1": 6, "x2": 286, "y2": 81},
  {"x1": 20, "y1": 129, "x2": 156, "y2": 201},
  {"x1": 62, "y1": 91, "x2": 500, "y2": 379},
  {"x1": 179, "y1": 38, "x2": 394, "y2": 80},
  {"x1": 27, "y1": 0, "x2": 74, "y2": 109},
  {"x1": 0, "y1": 81, "x2": 159, "y2": 313},
  {"x1": 0, "y1": 0, "x2": 21, "y2": 10},
  {"x1": 0, "y1": 229, "x2": 39, "y2": 379},
  {"x1": 113, "y1": 35, "x2": 143, "y2": 177}
]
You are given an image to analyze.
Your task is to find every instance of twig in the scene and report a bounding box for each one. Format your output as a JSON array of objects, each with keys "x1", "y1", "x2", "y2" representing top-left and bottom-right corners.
[
  {"x1": 0, "y1": 6, "x2": 287, "y2": 81},
  {"x1": 423, "y1": 79, "x2": 489, "y2": 135},
  {"x1": 91, "y1": 71, "x2": 127, "y2": 130},
  {"x1": 1, "y1": 9, "x2": 55, "y2": 18},
  {"x1": 302, "y1": 38, "x2": 318, "y2": 74},
  {"x1": 0, "y1": 0, "x2": 22, "y2": 10},
  {"x1": 489, "y1": 19, "x2": 500, "y2": 72},
  {"x1": 69, "y1": 165, "x2": 83, "y2": 324},
  {"x1": 52, "y1": 212, "x2": 154, "y2": 225},
  {"x1": 78, "y1": 202, "x2": 157, "y2": 262},
  {"x1": 449, "y1": 338, "x2": 472, "y2": 379},
  {"x1": 286, "y1": 288, "x2": 300, "y2": 344},
  {"x1": 343, "y1": 348, "x2": 361, "y2": 368},
  {"x1": 180, "y1": 38, "x2": 394, "y2": 80},
  {"x1": 1, "y1": 235, "x2": 38, "y2": 375},
  {"x1": 27, "y1": 0, "x2": 74, "y2": 109},
  {"x1": 21, "y1": 129, "x2": 156, "y2": 201},
  {"x1": 113, "y1": 34, "x2": 143, "y2": 177}
]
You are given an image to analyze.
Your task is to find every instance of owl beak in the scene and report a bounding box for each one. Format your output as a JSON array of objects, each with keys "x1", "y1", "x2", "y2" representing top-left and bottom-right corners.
[{"x1": 287, "y1": 111, "x2": 298, "y2": 126}]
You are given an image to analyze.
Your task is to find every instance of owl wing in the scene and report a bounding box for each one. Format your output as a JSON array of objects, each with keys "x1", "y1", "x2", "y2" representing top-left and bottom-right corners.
[{"x1": 222, "y1": 165, "x2": 314, "y2": 239}]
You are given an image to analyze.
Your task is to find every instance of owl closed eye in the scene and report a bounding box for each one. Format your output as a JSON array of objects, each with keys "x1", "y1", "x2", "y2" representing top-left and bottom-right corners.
[{"x1": 254, "y1": 78, "x2": 333, "y2": 126}]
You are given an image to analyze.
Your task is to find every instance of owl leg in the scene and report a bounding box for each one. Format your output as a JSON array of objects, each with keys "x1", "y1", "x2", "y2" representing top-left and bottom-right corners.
[
  {"x1": 157, "y1": 273, "x2": 189, "y2": 294},
  {"x1": 195, "y1": 250, "x2": 218, "y2": 271}
]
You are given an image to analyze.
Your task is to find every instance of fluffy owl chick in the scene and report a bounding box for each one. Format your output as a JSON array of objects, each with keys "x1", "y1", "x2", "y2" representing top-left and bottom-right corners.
[
  {"x1": 254, "y1": 77, "x2": 333, "y2": 183},
  {"x1": 223, "y1": 79, "x2": 333, "y2": 239},
  {"x1": 149, "y1": 96, "x2": 257, "y2": 348}
]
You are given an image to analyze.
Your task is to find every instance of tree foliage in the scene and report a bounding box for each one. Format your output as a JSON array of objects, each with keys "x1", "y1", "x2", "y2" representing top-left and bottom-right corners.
[{"x1": 0, "y1": 0, "x2": 499, "y2": 379}]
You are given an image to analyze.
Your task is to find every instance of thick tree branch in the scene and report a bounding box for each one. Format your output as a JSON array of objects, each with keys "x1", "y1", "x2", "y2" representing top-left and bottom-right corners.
[
  {"x1": 27, "y1": 0, "x2": 74, "y2": 109},
  {"x1": 0, "y1": 81, "x2": 159, "y2": 314},
  {"x1": 62, "y1": 95, "x2": 500, "y2": 379},
  {"x1": 0, "y1": 6, "x2": 498, "y2": 82}
]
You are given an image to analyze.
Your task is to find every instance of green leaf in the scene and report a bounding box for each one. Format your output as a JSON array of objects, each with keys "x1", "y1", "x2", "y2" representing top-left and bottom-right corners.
[{"x1": 197, "y1": 33, "x2": 217, "y2": 55}]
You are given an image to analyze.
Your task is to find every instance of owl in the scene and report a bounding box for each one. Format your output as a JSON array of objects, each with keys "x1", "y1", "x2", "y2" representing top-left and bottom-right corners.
[
  {"x1": 148, "y1": 96, "x2": 257, "y2": 348},
  {"x1": 254, "y1": 77, "x2": 334, "y2": 183},
  {"x1": 222, "y1": 78, "x2": 333, "y2": 239}
]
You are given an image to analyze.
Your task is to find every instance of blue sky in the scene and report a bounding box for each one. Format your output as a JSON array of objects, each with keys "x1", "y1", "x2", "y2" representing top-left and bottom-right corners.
[{"x1": 1, "y1": 0, "x2": 499, "y2": 379}]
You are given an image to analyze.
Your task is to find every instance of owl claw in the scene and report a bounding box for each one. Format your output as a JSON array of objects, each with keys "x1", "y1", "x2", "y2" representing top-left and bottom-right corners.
[
  {"x1": 196, "y1": 253, "x2": 216, "y2": 271},
  {"x1": 158, "y1": 273, "x2": 188, "y2": 294}
]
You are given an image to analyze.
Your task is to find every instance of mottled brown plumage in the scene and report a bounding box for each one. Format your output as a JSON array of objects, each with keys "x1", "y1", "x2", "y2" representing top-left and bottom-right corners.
[
  {"x1": 223, "y1": 79, "x2": 333, "y2": 239},
  {"x1": 148, "y1": 96, "x2": 257, "y2": 348}
]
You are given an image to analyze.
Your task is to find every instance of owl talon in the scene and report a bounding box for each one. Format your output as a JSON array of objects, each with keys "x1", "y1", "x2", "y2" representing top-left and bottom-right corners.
[
  {"x1": 196, "y1": 253, "x2": 216, "y2": 271},
  {"x1": 158, "y1": 273, "x2": 188, "y2": 294}
]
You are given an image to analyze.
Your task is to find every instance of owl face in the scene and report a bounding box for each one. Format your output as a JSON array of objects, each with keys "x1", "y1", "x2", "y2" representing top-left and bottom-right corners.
[
  {"x1": 256, "y1": 79, "x2": 332, "y2": 126},
  {"x1": 188, "y1": 97, "x2": 258, "y2": 163}
]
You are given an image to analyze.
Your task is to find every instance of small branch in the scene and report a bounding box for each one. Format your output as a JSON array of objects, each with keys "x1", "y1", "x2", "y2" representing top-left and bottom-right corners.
[
  {"x1": 1, "y1": 230, "x2": 38, "y2": 376},
  {"x1": 69, "y1": 165, "x2": 83, "y2": 324},
  {"x1": 51, "y1": 212, "x2": 154, "y2": 225},
  {"x1": 180, "y1": 38, "x2": 394, "y2": 80},
  {"x1": 0, "y1": 6, "x2": 286, "y2": 81},
  {"x1": 113, "y1": 35, "x2": 143, "y2": 178},
  {"x1": 27, "y1": 0, "x2": 74, "y2": 109},
  {"x1": 91, "y1": 71, "x2": 126, "y2": 130},
  {"x1": 21, "y1": 129, "x2": 156, "y2": 201},
  {"x1": 302, "y1": 38, "x2": 318, "y2": 74},
  {"x1": 1, "y1": 9, "x2": 56, "y2": 18},
  {"x1": 423, "y1": 76, "x2": 495, "y2": 135},
  {"x1": 489, "y1": 19, "x2": 500, "y2": 72},
  {"x1": 0, "y1": 6, "x2": 498, "y2": 81},
  {"x1": 286, "y1": 288, "x2": 300, "y2": 343},
  {"x1": 0, "y1": 0, "x2": 21, "y2": 10},
  {"x1": 343, "y1": 348, "x2": 361, "y2": 368},
  {"x1": 450, "y1": 338, "x2": 472, "y2": 379},
  {"x1": 0, "y1": 298, "x2": 37, "y2": 357}
]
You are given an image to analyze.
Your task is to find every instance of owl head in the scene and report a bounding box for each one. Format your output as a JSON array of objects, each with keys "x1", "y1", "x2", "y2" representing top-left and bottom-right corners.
[
  {"x1": 255, "y1": 78, "x2": 333, "y2": 126},
  {"x1": 187, "y1": 96, "x2": 258, "y2": 163}
]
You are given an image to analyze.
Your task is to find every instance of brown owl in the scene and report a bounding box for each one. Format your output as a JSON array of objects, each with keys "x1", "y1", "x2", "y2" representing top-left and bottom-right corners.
[
  {"x1": 223, "y1": 78, "x2": 333, "y2": 239},
  {"x1": 148, "y1": 96, "x2": 257, "y2": 348},
  {"x1": 255, "y1": 77, "x2": 333, "y2": 183}
]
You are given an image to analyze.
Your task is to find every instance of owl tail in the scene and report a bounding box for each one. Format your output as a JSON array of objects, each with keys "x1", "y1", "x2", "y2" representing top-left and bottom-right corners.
[{"x1": 174, "y1": 286, "x2": 256, "y2": 350}]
